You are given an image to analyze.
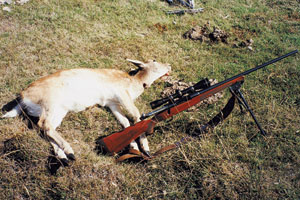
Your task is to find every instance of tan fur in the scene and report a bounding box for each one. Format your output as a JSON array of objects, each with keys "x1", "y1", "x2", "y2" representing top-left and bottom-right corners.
[{"x1": 2, "y1": 59, "x2": 171, "y2": 162}]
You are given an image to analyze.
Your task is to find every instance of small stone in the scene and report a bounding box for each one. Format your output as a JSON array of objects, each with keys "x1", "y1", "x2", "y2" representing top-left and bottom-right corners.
[
  {"x1": 17, "y1": 0, "x2": 30, "y2": 5},
  {"x1": 3, "y1": 6, "x2": 11, "y2": 12},
  {"x1": 183, "y1": 24, "x2": 229, "y2": 43},
  {"x1": 239, "y1": 41, "x2": 247, "y2": 47},
  {"x1": 246, "y1": 39, "x2": 254, "y2": 45},
  {"x1": 0, "y1": 0, "x2": 12, "y2": 5},
  {"x1": 151, "y1": 164, "x2": 157, "y2": 169}
]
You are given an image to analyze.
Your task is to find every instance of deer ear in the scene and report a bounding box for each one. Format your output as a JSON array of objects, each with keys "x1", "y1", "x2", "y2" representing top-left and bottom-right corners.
[{"x1": 126, "y1": 59, "x2": 146, "y2": 69}]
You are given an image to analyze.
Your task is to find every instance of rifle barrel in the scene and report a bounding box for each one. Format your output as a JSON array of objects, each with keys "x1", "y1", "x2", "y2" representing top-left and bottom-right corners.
[
  {"x1": 190, "y1": 50, "x2": 298, "y2": 99},
  {"x1": 238, "y1": 50, "x2": 298, "y2": 77}
]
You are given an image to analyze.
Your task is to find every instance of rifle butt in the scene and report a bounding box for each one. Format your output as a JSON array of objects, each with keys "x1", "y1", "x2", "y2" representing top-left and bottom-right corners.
[
  {"x1": 99, "y1": 119, "x2": 156, "y2": 154},
  {"x1": 97, "y1": 138, "x2": 114, "y2": 155}
]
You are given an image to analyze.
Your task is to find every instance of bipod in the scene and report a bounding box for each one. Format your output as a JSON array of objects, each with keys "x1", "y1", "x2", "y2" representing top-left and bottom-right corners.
[{"x1": 230, "y1": 81, "x2": 266, "y2": 136}]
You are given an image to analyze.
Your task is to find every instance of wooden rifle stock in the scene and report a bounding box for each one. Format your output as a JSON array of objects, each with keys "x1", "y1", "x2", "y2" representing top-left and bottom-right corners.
[{"x1": 100, "y1": 119, "x2": 157, "y2": 154}]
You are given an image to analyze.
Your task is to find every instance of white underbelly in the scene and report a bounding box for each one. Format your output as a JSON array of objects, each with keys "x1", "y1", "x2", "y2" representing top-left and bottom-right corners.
[{"x1": 63, "y1": 88, "x2": 113, "y2": 112}]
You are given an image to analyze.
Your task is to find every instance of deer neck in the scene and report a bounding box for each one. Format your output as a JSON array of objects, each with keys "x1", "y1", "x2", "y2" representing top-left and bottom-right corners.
[
  {"x1": 128, "y1": 69, "x2": 154, "y2": 100},
  {"x1": 134, "y1": 69, "x2": 154, "y2": 89}
]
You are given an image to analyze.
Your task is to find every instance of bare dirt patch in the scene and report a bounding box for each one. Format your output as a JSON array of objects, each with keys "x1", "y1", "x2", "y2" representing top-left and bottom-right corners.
[
  {"x1": 0, "y1": 19, "x2": 16, "y2": 34},
  {"x1": 183, "y1": 22, "x2": 256, "y2": 50},
  {"x1": 183, "y1": 22, "x2": 229, "y2": 43}
]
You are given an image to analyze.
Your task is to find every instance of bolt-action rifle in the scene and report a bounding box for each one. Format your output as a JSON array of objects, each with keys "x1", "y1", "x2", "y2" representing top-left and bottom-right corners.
[{"x1": 99, "y1": 50, "x2": 298, "y2": 158}]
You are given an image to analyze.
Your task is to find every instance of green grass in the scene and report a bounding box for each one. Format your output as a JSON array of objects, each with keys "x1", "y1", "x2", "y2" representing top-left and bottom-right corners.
[{"x1": 0, "y1": 0, "x2": 299, "y2": 199}]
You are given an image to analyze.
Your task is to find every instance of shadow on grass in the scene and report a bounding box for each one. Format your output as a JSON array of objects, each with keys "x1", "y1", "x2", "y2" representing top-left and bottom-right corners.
[
  {"x1": 47, "y1": 153, "x2": 71, "y2": 175},
  {"x1": 94, "y1": 135, "x2": 149, "y2": 164},
  {"x1": 1, "y1": 98, "x2": 72, "y2": 175}
]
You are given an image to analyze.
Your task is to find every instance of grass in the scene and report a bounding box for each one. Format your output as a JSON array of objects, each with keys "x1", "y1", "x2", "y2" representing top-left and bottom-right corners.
[{"x1": 0, "y1": 0, "x2": 299, "y2": 199}]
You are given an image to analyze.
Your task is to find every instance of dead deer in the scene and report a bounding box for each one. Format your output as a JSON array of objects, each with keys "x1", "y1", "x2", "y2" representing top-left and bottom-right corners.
[{"x1": 1, "y1": 59, "x2": 171, "y2": 164}]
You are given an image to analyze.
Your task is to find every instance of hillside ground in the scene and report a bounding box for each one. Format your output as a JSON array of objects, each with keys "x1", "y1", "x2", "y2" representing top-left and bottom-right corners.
[{"x1": 0, "y1": 0, "x2": 299, "y2": 199}]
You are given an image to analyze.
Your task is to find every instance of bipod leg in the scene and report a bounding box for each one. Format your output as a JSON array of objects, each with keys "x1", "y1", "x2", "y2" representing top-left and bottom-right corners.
[
  {"x1": 236, "y1": 94, "x2": 245, "y2": 114},
  {"x1": 234, "y1": 89, "x2": 266, "y2": 136}
]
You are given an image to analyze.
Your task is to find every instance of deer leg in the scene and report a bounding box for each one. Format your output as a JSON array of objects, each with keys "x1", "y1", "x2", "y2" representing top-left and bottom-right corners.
[
  {"x1": 38, "y1": 108, "x2": 75, "y2": 161},
  {"x1": 119, "y1": 96, "x2": 151, "y2": 156},
  {"x1": 139, "y1": 133, "x2": 150, "y2": 157},
  {"x1": 108, "y1": 103, "x2": 139, "y2": 151},
  {"x1": 46, "y1": 125, "x2": 75, "y2": 160},
  {"x1": 49, "y1": 140, "x2": 69, "y2": 165}
]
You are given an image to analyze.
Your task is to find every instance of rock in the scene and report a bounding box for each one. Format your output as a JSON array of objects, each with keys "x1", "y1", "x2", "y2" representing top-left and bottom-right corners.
[
  {"x1": 0, "y1": 0, "x2": 30, "y2": 5},
  {"x1": 233, "y1": 38, "x2": 254, "y2": 50},
  {"x1": 0, "y1": 0, "x2": 12, "y2": 5},
  {"x1": 3, "y1": 6, "x2": 11, "y2": 12},
  {"x1": 208, "y1": 27, "x2": 229, "y2": 43},
  {"x1": 183, "y1": 23, "x2": 229, "y2": 44},
  {"x1": 17, "y1": 0, "x2": 30, "y2": 5},
  {"x1": 183, "y1": 23, "x2": 210, "y2": 42},
  {"x1": 247, "y1": 38, "x2": 254, "y2": 45}
]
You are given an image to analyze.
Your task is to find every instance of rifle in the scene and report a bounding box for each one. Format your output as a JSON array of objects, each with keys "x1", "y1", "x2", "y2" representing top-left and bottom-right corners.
[{"x1": 99, "y1": 50, "x2": 298, "y2": 158}]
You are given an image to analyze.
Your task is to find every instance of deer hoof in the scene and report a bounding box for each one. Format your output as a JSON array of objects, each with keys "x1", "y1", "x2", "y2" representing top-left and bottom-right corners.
[
  {"x1": 67, "y1": 153, "x2": 76, "y2": 161},
  {"x1": 144, "y1": 150, "x2": 151, "y2": 158}
]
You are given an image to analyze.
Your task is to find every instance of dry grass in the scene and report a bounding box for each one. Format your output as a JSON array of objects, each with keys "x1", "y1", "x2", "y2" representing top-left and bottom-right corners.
[{"x1": 0, "y1": 0, "x2": 299, "y2": 199}]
